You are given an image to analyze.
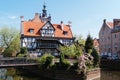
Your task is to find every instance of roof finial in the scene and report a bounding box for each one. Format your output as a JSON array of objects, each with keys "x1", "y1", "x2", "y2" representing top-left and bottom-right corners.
[
  {"x1": 42, "y1": 0, "x2": 47, "y2": 17},
  {"x1": 40, "y1": 0, "x2": 51, "y2": 22},
  {"x1": 43, "y1": 0, "x2": 46, "y2": 10},
  {"x1": 44, "y1": 0, "x2": 46, "y2": 5}
]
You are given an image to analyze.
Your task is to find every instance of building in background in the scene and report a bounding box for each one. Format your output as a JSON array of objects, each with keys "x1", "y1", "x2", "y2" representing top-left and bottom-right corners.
[
  {"x1": 20, "y1": 4, "x2": 75, "y2": 56},
  {"x1": 93, "y1": 38, "x2": 99, "y2": 53},
  {"x1": 99, "y1": 19, "x2": 120, "y2": 59}
]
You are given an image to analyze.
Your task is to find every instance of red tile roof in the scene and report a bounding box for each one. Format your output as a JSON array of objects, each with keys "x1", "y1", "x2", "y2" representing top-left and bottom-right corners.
[
  {"x1": 53, "y1": 24, "x2": 73, "y2": 38},
  {"x1": 106, "y1": 22, "x2": 114, "y2": 29},
  {"x1": 23, "y1": 21, "x2": 44, "y2": 36},
  {"x1": 22, "y1": 20, "x2": 73, "y2": 38}
]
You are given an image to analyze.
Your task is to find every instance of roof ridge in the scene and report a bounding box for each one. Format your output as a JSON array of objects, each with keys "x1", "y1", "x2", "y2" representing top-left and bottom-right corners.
[{"x1": 106, "y1": 22, "x2": 113, "y2": 29}]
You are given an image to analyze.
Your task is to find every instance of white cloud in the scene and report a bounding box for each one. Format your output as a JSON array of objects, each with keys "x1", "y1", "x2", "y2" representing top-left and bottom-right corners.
[
  {"x1": 0, "y1": 11, "x2": 20, "y2": 27},
  {"x1": 8, "y1": 16, "x2": 18, "y2": 19}
]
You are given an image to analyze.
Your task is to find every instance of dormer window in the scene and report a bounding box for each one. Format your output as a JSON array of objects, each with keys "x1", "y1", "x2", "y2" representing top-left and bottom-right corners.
[
  {"x1": 29, "y1": 29, "x2": 34, "y2": 33},
  {"x1": 63, "y1": 31, "x2": 68, "y2": 36}
]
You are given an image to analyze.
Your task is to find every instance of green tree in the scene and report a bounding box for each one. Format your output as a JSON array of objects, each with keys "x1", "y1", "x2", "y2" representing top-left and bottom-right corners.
[
  {"x1": 0, "y1": 27, "x2": 20, "y2": 57},
  {"x1": 20, "y1": 47, "x2": 28, "y2": 55},
  {"x1": 74, "y1": 40, "x2": 84, "y2": 57},
  {"x1": 37, "y1": 54, "x2": 54, "y2": 70},
  {"x1": 91, "y1": 48, "x2": 99, "y2": 67},
  {"x1": 59, "y1": 34, "x2": 85, "y2": 60},
  {"x1": 0, "y1": 27, "x2": 18, "y2": 48},
  {"x1": 2, "y1": 35, "x2": 20, "y2": 57},
  {"x1": 60, "y1": 45, "x2": 76, "y2": 58},
  {"x1": 85, "y1": 34, "x2": 93, "y2": 53},
  {"x1": 74, "y1": 34, "x2": 85, "y2": 46},
  {"x1": 17, "y1": 47, "x2": 28, "y2": 57}
]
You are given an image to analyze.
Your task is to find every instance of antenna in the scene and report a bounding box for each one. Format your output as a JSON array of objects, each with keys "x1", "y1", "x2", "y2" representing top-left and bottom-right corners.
[{"x1": 44, "y1": 0, "x2": 46, "y2": 5}]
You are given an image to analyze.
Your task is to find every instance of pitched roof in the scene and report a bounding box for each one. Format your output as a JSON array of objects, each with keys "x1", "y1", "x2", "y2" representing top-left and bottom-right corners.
[
  {"x1": 106, "y1": 22, "x2": 114, "y2": 29},
  {"x1": 22, "y1": 20, "x2": 73, "y2": 38},
  {"x1": 53, "y1": 24, "x2": 73, "y2": 38},
  {"x1": 22, "y1": 21, "x2": 45, "y2": 36}
]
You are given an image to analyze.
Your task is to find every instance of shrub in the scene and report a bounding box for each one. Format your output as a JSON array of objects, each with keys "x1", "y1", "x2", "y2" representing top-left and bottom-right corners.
[
  {"x1": 38, "y1": 53, "x2": 54, "y2": 70},
  {"x1": 91, "y1": 48, "x2": 99, "y2": 67},
  {"x1": 17, "y1": 53, "x2": 25, "y2": 57},
  {"x1": 70, "y1": 62, "x2": 78, "y2": 70},
  {"x1": 61, "y1": 59, "x2": 71, "y2": 70},
  {"x1": 20, "y1": 47, "x2": 28, "y2": 54}
]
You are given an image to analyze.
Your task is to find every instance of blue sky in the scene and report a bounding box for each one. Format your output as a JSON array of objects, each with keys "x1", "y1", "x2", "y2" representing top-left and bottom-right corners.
[{"x1": 0, "y1": 0, "x2": 120, "y2": 38}]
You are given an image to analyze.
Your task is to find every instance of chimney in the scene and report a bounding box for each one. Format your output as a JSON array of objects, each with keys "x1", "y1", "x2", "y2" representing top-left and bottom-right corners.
[
  {"x1": 61, "y1": 21, "x2": 64, "y2": 30},
  {"x1": 113, "y1": 19, "x2": 120, "y2": 27},
  {"x1": 20, "y1": 16, "x2": 24, "y2": 35},
  {"x1": 20, "y1": 16, "x2": 24, "y2": 22},
  {"x1": 35, "y1": 13, "x2": 39, "y2": 18}
]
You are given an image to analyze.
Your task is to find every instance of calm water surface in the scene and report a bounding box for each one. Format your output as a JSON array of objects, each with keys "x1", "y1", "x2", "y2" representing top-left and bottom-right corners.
[
  {"x1": 100, "y1": 69, "x2": 120, "y2": 80},
  {"x1": 94, "y1": 69, "x2": 120, "y2": 80},
  {"x1": 0, "y1": 68, "x2": 120, "y2": 80},
  {"x1": 0, "y1": 68, "x2": 51, "y2": 80}
]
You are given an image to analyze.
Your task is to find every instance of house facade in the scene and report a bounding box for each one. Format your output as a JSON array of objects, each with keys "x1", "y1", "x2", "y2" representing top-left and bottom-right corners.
[
  {"x1": 20, "y1": 5, "x2": 75, "y2": 56},
  {"x1": 99, "y1": 19, "x2": 120, "y2": 58},
  {"x1": 93, "y1": 38, "x2": 99, "y2": 53}
]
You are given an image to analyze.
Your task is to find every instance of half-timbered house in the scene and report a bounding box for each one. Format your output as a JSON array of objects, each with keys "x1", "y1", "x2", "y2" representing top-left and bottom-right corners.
[{"x1": 20, "y1": 4, "x2": 75, "y2": 56}]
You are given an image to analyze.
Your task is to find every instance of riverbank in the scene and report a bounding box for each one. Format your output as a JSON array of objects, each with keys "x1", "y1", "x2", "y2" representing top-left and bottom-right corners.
[
  {"x1": 22, "y1": 66, "x2": 100, "y2": 80},
  {"x1": 86, "y1": 68, "x2": 100, "y2": 80}
]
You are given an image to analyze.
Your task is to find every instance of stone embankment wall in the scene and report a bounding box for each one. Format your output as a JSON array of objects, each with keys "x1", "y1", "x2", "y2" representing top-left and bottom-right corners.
[
  {"x1": 86, "y1": 68, "x2": 100, "y2": 80},
  {"x1": 23, "y1": 66, "x2": 100, "y2": 80}
]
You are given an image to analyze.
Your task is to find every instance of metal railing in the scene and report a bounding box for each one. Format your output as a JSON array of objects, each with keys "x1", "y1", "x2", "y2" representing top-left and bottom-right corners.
[{"x1": 0, "y1": 57, "x2": 39, "y2": 67}]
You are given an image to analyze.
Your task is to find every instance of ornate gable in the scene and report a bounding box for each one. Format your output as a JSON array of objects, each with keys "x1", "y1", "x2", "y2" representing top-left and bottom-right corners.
[{"x1": 40, "y1": 21, "x2": 55, "y2": 37}]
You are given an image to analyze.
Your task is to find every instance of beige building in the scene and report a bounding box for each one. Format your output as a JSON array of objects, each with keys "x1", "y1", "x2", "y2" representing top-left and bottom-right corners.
[
  {"x1": 99, "y1": 19, "x2": 120, "y2": 58},
  {"x1": 99, "y1": 19, "x2": 113, "y2": 56},
  {"x1": 111, "y1": 19, "x2": 120, "y2": 58},
  {"x1": 93, "y1": 38, "x2": 99, "y2": 53}
]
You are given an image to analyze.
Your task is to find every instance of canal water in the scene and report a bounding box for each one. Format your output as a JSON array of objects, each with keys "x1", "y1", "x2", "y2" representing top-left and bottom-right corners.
[
  {"x1": 93, "y1": 69, "x2": 120, "y2": 80},
  {"x1": 0, "y1": 68, "x2": 120, "y2": 80},
  {"x1": 100, "y1": 69, "x2": 120, "y2": 80},
  {"x1": 0, "y1": 68, "x2": 51, "y2": 80}
]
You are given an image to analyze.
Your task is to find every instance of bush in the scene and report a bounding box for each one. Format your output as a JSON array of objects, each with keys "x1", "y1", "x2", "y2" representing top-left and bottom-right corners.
[
  {"x1": 38, "y1": 54, "x2": 54, "y2": 70},
  {"x1": 17, "y1": 53, "x2": 25, "y2": 57},
  {"x1": 60, "y1": 59, "x2": 71, "y2": 70},
  {"x1": 70, "y1": 62, "x2": 78, "y2": 70},
  {"x1": 91, "y1": 48, "x2": 99, "y2": 67},
  {"x1": 20, "y1": 47, "x2": 28, "y2": 54}
]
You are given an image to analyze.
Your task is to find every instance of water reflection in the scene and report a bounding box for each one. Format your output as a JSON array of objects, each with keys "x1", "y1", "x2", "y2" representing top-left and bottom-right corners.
[
  {"x1": 0, "y1": 68, "x2": 49, "y2": 80},
  {"x1": 101, "y1": 69, "x2": 120, "y2": 80},
  {"x1": 0, "y1": 68, "x2": 7, "y2": 80},
  {"x1": 1, "y1": 68, "x2": 120, "y2": 80}
]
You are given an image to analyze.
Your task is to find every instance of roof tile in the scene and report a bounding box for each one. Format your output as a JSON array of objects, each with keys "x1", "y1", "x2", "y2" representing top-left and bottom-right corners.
[{"x1": 23, "y1": 21, "x2": 73, "y2": 38}]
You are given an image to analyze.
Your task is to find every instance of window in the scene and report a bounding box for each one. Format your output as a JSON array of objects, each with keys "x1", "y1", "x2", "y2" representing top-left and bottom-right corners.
[
  {"x1": 63, "y1": 31, "x2": 68, "y2": 36},
  {"x1": 115, "y1": 47, "x2": 117, "y2": 51},
  {"x1": 40, "y1": 24, "x2": 55, "y2": 37},
  {"x1": 108, "y1": 36, "x2": 110, "y2": 40},
  {"x1": 115, "y1": 34, "x2": 117, "y2": 38},
  {"x1": 102, "y1": 32, "x2": 104, "y2": 35},
  {"x1": 108, "y1": 48, "x2": 111, "y2": 53},
  {"x1": 29, "y1": 29, "x2": 34, "y2": 33},
  {"x1": 62, "y1": 39, "x2": 71, "y2": 45}
]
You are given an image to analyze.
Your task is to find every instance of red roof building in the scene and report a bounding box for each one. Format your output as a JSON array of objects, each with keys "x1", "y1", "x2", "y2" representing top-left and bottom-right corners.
[
  {"x1": 93, "y1": 38, "x2": 99, "y2": 53},
  {"x1": 20, "y1": 4, "x2": 75, "y2": 56}
]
